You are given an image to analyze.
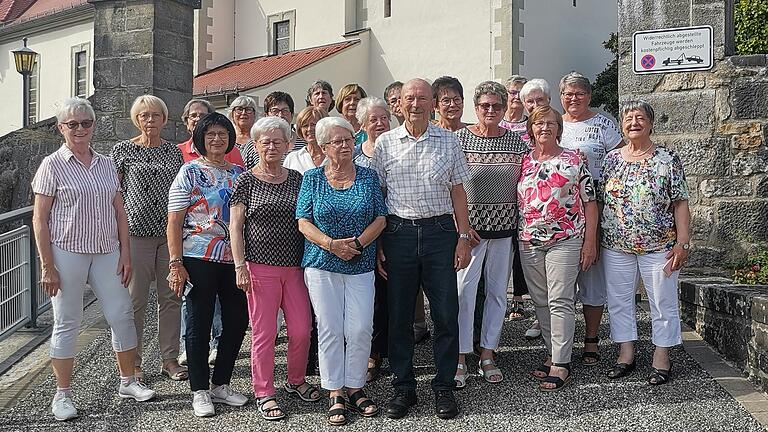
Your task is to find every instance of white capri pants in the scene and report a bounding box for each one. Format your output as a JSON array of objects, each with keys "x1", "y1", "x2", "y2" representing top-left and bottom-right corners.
[
  {"x1": 50, "y1": 245, "x2": 138, "y2": 358},
  {"x1": 456, "y1": 237, "x2": 512, "y2": 353},
  {"x1": 603, "y1": 248, "x2": 682, "y2": 347},
  {"x1": 304, "y1": 268, "x2": 374, "y2": 390},
  {"x1": 576, "y1": 260, "x2": 607, "y2": 307}
]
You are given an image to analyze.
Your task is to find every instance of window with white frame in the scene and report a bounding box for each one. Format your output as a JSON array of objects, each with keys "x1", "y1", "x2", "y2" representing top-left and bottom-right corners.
[
  {"x1": 71, "y1": 43, "x2": 90, "y2": 98},
  {"x1": 274, "y1": 20, "x2": 290, "y2": 55},
  {"x1": 27, "y1": 60, "x2": 39, "y2": 125},
  {"x1": 267, "y1": 11, "x2": 295, "y2": 55}
]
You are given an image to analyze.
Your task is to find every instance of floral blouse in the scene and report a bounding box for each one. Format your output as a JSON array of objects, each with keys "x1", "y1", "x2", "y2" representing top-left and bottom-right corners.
[
  {"x1": 517, "y1": 148, "x2": 595, "y2": 246},
  {"x1": 600, "y1": 146, "x2": 689, "y2": 254}
]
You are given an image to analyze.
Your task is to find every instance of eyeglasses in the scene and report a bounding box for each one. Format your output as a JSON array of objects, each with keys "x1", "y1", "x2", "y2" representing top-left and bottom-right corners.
[
  {"x1": 532, "y1": 121, "x2": 559, "y2": 129},
  {"x1": 507, "y1": 90, "x2": 520, "y2": 96},
  {"x1": 561, "y1": 92, "x2": 588, "y2": 99},
  {"x1": 268, "y1": 108, "x2": 292, "y2": 117},
  {"x1": 439, "y1": 97, "x2": 463, "y2": 107},
  {"x1": 204, "y1": 131, "x2": 229, "y2": 140},
  {"x1": 187, "y1": 112, "x2": 207, "y2": 119},
  {"x1": 139, "y1": 112, "x2": 163, "y2": 121},
  {"x1": 387, "y1": 97, "x2": 400, "y2": 106},
  {"x1": 233, "y1": 107, "x2": 255, "y2": 114},
  {"x1": 477, "y1": 103, "x2": 504, "y2": 112},
  {"x1": 61, "y1": 120, "x2": 94, "y2": 130},
  {"x1": 257, "y1": 139, "x2": 286, "y2": 148},
  {"x1": 325, "y1": 137, "x2": 354, "y2": 148}
]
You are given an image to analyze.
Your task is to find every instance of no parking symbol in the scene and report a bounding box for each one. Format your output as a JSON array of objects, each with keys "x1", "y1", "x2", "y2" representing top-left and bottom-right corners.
[{"x1": 641, "y1": 54, "x2": 656, "y2": 70}]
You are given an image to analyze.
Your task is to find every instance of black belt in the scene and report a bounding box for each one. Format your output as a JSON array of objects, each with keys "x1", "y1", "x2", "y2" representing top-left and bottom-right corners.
[{"x1": 387, "y1": 214, "x2": 452, "y2": 226}]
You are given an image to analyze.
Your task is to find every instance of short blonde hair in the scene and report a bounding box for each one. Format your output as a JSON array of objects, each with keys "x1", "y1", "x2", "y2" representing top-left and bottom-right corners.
[
  {"x1": 130, "y1": 95, "x2": 168, "y2": 129},
  {"x1": 295, "y1": 106, "x2": 329, "y2": 140},
  {"x1": 526, "y1": 106, "x2": 563, "y2": 143},
  {"x1": 334, "y1": 83, "x2": 367, "y2": 113}
]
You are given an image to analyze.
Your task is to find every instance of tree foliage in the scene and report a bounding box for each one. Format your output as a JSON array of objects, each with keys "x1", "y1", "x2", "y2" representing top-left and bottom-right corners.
[
  {"x1": 590, "y1": 33, "x2": 619, "y2": 119},
  {"x1": 735, "y1": 0, "x2": 768, "y2": 55}
]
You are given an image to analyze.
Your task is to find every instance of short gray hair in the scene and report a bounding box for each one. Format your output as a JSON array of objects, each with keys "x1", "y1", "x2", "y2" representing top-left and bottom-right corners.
[
  {"x1": 559, "y1": 71, "x2": 592, "y2": 94},
  {"x1": 505, "y1": 75, "x2": 528, "y2": 88},
  {"x1": 182, "y1": 99, "x2": 214, "y2": 121},
  {"x1": 250, "y1": 116, "x2": 291, "y2": 143},
  {"x1": 355, "y1": 97, "x2": 390, "y2": 125},
  {"x1": 55, "y1": 97, "x2": 95, "y2": 123},
  {"x1": 620, "y1": 99, "x2": 656, "y2": 125},
  {"x1": 228, "y1": 95, "x2": 258, "y2": 120},
  {"x1": 315, "y1": 117, "x2": 355, "y2": 146},
  {"x1": 520, "y1": 79, "x2": 551, "y2": 102},
  {"x1": 473, "y1": 81, "x2": 508, "y2": 108}
]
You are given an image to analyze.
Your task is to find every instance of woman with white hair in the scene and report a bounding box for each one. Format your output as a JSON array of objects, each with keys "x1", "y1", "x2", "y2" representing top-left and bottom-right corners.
[
  {"x1": 228, "y1": 95, "x2": 259, "y2": 169},
  {"x1": 230, "y1": 117, "x2": 320, "y2": 421},
  {"x1": 111, "y1": 95, "x2": 186, "y2": 382},
  {"x1": 296, "y1": 116, "x2": 387, "y2": 425},
  {"x1": 32, "y1": 98, "x2": 156, "y2": 421},
  {"x1": 519, "y1": 78, "x2": 552, "y2": 115}
]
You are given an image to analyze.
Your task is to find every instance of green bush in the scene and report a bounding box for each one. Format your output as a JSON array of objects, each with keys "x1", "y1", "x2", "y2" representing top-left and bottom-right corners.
[
  {"x1": 732, "y1": 248, "x2": 768, "y2": 285},
  {"x1": 590, "y1": 33, "x2": 618, "y2": 120},
  {"x1": 734, "y1": 0, "x2": 768, "y2": 55}
]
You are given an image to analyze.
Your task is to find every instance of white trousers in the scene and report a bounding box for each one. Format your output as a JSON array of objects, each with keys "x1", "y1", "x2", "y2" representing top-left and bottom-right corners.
[
  {"x1": 50, "y1": 245, "x2": 137, "y2": 358},
  {"x1": 304, "y1": 268, "x2": 374, "y2": 390},
  {"x1": 456, "y1": 237, "x2": 512, "y2": 353},
  {"x1": 603, "y1": 248, "x2": 682, "y2": 347}
]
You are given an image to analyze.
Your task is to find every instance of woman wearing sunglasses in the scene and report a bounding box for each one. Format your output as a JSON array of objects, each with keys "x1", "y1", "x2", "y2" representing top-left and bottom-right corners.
[{"x1": 32, "y1": 98, "x2": 156, "y2": 422}]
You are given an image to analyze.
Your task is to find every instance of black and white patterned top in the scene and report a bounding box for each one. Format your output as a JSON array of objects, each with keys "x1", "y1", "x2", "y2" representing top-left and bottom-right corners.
[
  {"x1": 112, "y1": 139, "x2": 184, "y2": 237},
  {"x1": 230, "y1": 169, "x2": 305, "y2": 267},
  {"x1": 456, "y1": 128, "x2": 528, "y2": 239}
]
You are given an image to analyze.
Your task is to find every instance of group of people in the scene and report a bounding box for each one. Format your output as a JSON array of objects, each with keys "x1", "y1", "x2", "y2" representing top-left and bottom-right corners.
[{"x1": 31, "y1": 71, "x2": 690, "y2": 425}]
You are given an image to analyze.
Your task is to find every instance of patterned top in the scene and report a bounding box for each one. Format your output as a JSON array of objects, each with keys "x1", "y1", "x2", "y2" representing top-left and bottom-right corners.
[
  {"x1": 112, "y1": 140, "x2": 184, "y2": 237},
  {"x1": 352, "y1": 143, "x2": 373, "y2": 168},
  {"x1": 600, "y1": 147, "x2": 689, "y2": 254},
  {"x1": 167, "y1": 160, "x2": 244, "y2": 263},
  {"x1": 517, "y1": 149, "x2": 596, "y2": 246},
  {"x1": 499, "y1": 117, "x2": 531, "y2": 145},
  {"x1": 296, "y1": 166, "x2": 387, "y2": 275},
  {"x1": 177, "y1": 138, "x2": 245, "y2": 166},
  {"x1": 456, "y1": 128, "x2": 528, "y2": 238},
  {"x1": 230, "y1": 169, "x2": 305, "y2": 266},
  {"x1": 283, "y1": 146, "x2": 327, "y2": 174},
  {"x1": 31, "y1": 145, "x2": 120, "y2": 254},
  {"x1": 371, "y1": 123, "x2": 471, "y2": 219},
  {"x1": 560, "y1": 113, "x2": 623, "y2": 180}
]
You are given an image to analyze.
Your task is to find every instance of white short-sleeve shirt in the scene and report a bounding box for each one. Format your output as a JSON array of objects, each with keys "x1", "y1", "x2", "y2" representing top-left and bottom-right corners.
[{"x1": 560, "y1": 113, "x2": 623, "y2": 180}]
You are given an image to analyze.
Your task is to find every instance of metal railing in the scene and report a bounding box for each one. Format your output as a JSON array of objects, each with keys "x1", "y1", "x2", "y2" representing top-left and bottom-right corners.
[{"x1": 0, "y1": 206, "x2": 46, "y2": 342}]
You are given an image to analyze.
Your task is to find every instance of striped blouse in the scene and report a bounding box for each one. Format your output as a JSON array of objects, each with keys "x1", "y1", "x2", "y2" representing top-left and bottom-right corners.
[{"x1": 31, "y1": 144, "x2": 120, "y2": 254}]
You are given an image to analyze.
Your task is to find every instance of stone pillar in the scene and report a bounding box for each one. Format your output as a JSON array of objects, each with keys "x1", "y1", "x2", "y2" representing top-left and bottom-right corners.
[
  {"x1": 618, "y1": 0, "x2": 768, "y2": 267},
  {"x1": 88, "y1": 0, "x2": 199, "y2": 153}
]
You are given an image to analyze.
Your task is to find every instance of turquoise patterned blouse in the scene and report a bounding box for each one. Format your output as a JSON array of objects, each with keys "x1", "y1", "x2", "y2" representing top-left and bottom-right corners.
[{"x1": 600, "y1": 146, "x2": 689, "y2": 254}]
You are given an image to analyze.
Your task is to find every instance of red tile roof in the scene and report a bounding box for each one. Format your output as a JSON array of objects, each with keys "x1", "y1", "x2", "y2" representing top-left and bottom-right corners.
[
  {"x1": 0, "y1": 0, "x2": 87, "y2": 24},
  {"x1": 0, "y1": 0, "x2": 35, "y2": 22},
  {"x1": 193, "y1": 40, "x2": 359, "y2": 95}
]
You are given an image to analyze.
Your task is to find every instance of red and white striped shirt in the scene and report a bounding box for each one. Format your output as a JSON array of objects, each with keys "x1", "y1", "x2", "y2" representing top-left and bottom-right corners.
[{"x1": 31, "y1": 144, "x2": 120, "y2": 254}]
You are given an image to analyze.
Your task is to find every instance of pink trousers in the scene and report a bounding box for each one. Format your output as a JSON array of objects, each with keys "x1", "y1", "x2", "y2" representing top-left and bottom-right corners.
[{"x1": 246, "y1": 263, "x2": 312, "y2": 397}]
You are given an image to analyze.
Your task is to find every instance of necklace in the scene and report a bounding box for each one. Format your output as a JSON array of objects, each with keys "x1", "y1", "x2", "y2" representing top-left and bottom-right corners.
[
  {"x1": 626, "y1": 142, "x2": 655, "y2": 158},
  {"x1": 200, "y1": 156, "x2": 227, "y2": 168},
  {"x1": 255, "y1": 163, "x2": 283, "y2": 178},
  {"x1": 326, "y1": 166, "x2": 355, "y2": 188}
]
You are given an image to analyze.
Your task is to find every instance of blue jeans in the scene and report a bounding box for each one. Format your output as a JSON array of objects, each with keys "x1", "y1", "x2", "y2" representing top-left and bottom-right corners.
[
  {"x1": 181, "y1": 295, "x2": 223, "y2": 351},
  {"x1": 383, "y1": 214, "x2": 459, "y2": 392}
]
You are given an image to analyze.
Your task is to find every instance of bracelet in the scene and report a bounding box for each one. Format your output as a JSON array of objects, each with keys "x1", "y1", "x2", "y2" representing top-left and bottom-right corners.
[
  {"x1": 234, "y1": 263, "x2": 246, "y2": 269},
  {"x1": 328, "y1": 238, "x2": 333, "y2": 252},
  {"x1": 168, "y1": 258, "x2": 183, "y2": 269}
]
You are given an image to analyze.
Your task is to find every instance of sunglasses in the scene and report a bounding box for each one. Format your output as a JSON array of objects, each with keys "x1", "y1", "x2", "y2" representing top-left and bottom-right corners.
[{"x1": 61, "y1": 120, "x2": 94, "y2": 130}]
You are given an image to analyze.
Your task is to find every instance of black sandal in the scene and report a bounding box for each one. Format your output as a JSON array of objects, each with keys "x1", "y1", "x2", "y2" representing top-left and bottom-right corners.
[
  {"x1": 539, "y1": 363, "x2": 572, "y2": 392},
  {"x1": 531, "y1": 363, "x2": 551, "y2": 381},
  {"x1": 648, "y1": 366, "x2": 671, "y2": 385},
  {"x1": 256, "y1": 396, "x2": 286, "y2": 421},
  {"x1": 347, "y1": 389, "x2": 379, "y2": 417},
  {"x1": 327, "y1": 396, "x2": 348, "y2": 426},
  {"x1": 581, "y1": 337, "x2": 601, "y2": 366},
  {"x1": 284, "y1": 381, "x2": 322, "y2": 402},
  {"x1": 606, "y1": 360, "x2": 636, "y2": 379}
]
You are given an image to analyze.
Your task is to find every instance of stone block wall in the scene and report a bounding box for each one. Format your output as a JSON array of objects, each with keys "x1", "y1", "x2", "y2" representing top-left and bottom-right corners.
[{"x1": 619, "y1": 0, "x2": 768, "y2": 268}]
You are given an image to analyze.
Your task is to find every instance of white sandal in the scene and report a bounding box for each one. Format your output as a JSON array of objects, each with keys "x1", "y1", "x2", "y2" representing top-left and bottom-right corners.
[
  {"x1": 479, "y1": 358, "x2": 504, "y2": 383},
  {"x1": 454, "y1": 362, "x2": 468, "y2": 389}
]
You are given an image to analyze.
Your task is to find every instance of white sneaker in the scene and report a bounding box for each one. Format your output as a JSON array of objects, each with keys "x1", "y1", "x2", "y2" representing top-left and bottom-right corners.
[
  {"x1": 192, "y1": 390, "x2": 215, "y2": 417},
  {"x1": 210, "y1": 384, "x2": 248, "y2": 407},
  {"x1": 525, "y1": 320, "x2": 542, "y2": 340},
  {"x1": 179, "y1": 351, "x2": 188, "y2": 366},
  {"x1": 208, "y1": 348, "x2": 217, "y2": 365},
  {"x1": 118, "y1": 379, "x2": 157, "y2": 402},
  {"x1": 51, "y1": 392, "x2": 78, "y2": 421}
]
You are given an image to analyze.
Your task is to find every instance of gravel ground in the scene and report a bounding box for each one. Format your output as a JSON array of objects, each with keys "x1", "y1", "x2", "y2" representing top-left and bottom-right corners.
[{"x1": 1, "y1": 295, "x2": 764, "y2": 432}]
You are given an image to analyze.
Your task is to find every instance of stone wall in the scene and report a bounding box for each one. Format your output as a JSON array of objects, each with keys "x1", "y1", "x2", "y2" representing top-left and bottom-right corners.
[{"x1": 619, "y1": 0, "x2": 768, "y2": 268}]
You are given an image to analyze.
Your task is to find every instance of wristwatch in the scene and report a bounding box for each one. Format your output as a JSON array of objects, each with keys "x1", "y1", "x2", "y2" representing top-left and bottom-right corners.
[
  {"x1": 678, "y1": 242, "x2": 690, "y2": 250},
  {"x1": 459, "y1": 233, "x2": 471, "y2": 242}
]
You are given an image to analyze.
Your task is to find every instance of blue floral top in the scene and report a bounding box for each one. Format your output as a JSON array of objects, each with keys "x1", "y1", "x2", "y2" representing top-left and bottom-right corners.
[
  {"x1": 296, "y1": 165, "x2": 387, "y2": 274},
  {"x1": 600, "y1": 146, "x2": 689, "y2": 254}
]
